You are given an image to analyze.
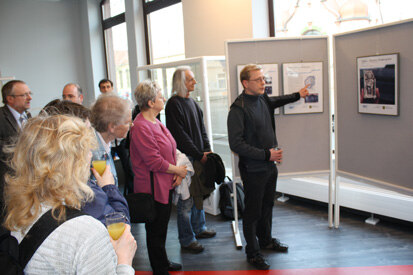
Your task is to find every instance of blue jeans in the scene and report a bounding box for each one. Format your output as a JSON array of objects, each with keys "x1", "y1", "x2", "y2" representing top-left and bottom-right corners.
[{"x1": 177, "y1": 197, "x2": 207, "y2": 246}]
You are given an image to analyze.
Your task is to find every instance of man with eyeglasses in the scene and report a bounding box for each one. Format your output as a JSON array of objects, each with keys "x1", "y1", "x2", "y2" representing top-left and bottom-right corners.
[
  {"x1": 227, "y1": 64, "x2": 308, "y2": 270},
  {"x1": 0, "y1": 80, "x2": 32, "y2": 221},
  {"x1": 62, "y1": 83, "x2": 84, "y2": 104}
]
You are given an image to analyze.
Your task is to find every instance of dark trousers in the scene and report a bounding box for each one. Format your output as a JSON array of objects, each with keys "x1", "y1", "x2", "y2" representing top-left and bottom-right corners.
[
  {"x1": 145, "y1": 190, "x2": 173, "y2": 274},
  {"x1": 239, "y1": 162, "x2": 278, "y2": 258}
]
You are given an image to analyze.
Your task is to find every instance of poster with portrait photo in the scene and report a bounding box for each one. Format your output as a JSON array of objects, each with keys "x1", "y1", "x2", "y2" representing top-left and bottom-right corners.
[
  {"x1": 282, "y1": 62, "x2": 323, "y2": 114},
  {"x1": 237, "y1": 64, "x2": 280, "y2": 114},
  {"x1": 357, "y1": 53, "x2": 399, "y2": 115}
]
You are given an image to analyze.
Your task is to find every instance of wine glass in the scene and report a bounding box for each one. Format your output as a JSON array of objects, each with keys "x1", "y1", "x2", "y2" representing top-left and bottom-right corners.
[
  {"x1": 105, "y1": 212, "x2": 126, "y2": 240},
  {"x1": 92, "y1": 150, "x2": 107, "y2": 176}
]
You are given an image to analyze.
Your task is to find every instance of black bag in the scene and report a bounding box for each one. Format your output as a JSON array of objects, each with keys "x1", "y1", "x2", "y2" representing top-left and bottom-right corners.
[
  {"x1": 0, "y1": 207, "x2": 84, "y2": 275},
  {"x1": 219, "y1": 177, "x2": 245, "y2": 220},
  {"x1": 126, "y1": 171, "x2": 156, "y2": 223}
]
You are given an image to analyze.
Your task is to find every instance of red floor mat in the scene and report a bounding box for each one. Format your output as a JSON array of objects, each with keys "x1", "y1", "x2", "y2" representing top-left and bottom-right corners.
[{"x1": 135, "y1": 265, "x2": 413, "y2": 275}]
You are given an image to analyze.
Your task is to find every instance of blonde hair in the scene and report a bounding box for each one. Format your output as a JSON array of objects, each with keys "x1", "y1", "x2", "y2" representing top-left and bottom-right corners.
[
  {"x1": 3, "y1": 115, "x2": 96, "y2": 232},
  {"x1": 240, "y1": 64, "x2": 263, "y2": 88}
]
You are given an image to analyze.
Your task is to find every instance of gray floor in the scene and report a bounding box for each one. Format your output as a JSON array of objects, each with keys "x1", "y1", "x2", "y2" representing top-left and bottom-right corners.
[{"x1": 131, "y1": 197, "x2": 413, "y2": 272}]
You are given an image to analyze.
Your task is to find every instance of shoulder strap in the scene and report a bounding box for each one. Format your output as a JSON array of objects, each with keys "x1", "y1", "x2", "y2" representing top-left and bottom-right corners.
[{"x1": 18, "y1": 207, "x2": 85, "y2": 268}]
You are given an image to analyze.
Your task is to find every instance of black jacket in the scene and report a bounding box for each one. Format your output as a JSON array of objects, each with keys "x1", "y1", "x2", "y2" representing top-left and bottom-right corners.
[
  {"x1": 227, "y1": 92, "x2": 299, "y2": 173},
  {"x1": 190, "y1": 153, "x2": 225, "y2": 210},
  {"x1": 0, "y1": 106, "x2": 31, "y2": 220}
]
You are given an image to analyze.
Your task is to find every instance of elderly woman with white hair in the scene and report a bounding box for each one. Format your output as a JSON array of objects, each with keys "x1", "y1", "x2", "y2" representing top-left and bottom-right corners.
[
  {"x1": 87, "y1": 94, "x2": 132, "y2": 224},
  {"x1": 130, "y1": 80, "x2": 187, "y2": 275}
]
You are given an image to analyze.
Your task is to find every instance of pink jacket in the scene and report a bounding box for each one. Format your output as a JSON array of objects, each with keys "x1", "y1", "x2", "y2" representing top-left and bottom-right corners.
[{"x1": 130, "y1": 114, "x2": 177, "y2": 204}]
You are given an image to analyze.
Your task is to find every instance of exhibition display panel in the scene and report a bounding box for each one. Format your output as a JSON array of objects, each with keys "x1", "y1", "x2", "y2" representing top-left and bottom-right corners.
[
  {"x1": 226, "y1": 37, "x2": 332, "y2": 221},
  {"x1": 334, "y1": 20, "x2": 413, "y2": 191},
  {"x1": 334, "y1": 19, "x2": 413, "y2": 224},
  {"x1": 226, "y1": 37, "x2": 332, "y2": 237},
  {"x1": 227, "y1": 22, "x2": 413, "y2": 229}
]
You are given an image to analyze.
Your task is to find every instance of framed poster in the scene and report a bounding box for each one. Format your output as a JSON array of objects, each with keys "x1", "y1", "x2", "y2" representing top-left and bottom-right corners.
[
  {"x1": 282, "y1": 62, "x2": 323, "y2": 114},
  {"x1": 237, "y1": 64, "x2": 280, "y2": 114},
  {"x1": 357, "y1": 53, "x2": 399, "y2": 115}
]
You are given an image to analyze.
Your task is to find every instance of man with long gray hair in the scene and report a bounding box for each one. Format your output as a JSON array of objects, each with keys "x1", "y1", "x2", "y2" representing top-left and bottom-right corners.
[{"x1": 165, "y1": 66, "x2": 216, "y2": 254}]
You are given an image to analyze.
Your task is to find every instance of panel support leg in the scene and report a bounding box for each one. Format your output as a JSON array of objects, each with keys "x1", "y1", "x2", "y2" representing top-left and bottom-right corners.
[
  {"x1": 365, "y1": 213, "x2": 380, "y2": 225},
  {"x1": 232, "y1": 220, "x2": 243, "y2": 249},
  {"x1": 277, "y1": 193, "x2": 289, "y2": 203}
]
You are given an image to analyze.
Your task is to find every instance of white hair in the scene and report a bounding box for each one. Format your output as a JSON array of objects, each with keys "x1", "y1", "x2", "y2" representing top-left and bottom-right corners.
[{"x1": 172, "y1": 66, "x2": 191, "y2": 97}]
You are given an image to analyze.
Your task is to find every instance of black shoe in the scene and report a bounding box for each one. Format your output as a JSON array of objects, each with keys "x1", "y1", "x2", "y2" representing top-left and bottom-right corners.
[
  {"x1": 153, "y1": 271, "x2": 170, "y2": 275},
  {"x1": 261, "y1": 238, "x2": 288, "y2": 252},
  {"x1": 181, "y1": 241, "x2": 204, "y2": 253},
  {"x1": 247, "y1": 253, "x2": 270, "y2": 270},
  {"x1": 167, "y1": 261, "x2": 182, "y2": 271},
  {"x1": 195, "y1": 228, "x2": 216, "y2": 239}
]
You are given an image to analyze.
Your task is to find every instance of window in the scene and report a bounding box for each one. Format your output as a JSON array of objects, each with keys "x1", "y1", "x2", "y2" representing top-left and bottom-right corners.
[
  {"x1": 271, "y1": 0, "x2": 413, "y2": 37},
  {"x1": 102, "y1": 0, "x2": 125, "y2": 19},
  {"x1": 101, "y1": 0, "x2": 131, "y2": 99},
  {"x1": 143, "y1": 0, "x2": 184, "y2": 64},
  {"x1": 217, "y1": 73, "x2": 227, "y2": 90}
]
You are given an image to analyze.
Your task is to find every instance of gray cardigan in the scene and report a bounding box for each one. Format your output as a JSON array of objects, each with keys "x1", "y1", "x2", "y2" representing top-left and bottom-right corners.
[{"x1": 12, "y1": 205, "x2": 134, "y2": 275}]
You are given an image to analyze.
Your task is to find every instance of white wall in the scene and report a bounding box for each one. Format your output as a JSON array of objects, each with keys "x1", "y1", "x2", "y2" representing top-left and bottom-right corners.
[
  {"x1": 0, "y1": 0, "x2": 105, "y2": 111},
  {"x1": 182, "y1": 0, "x2": 254, "y2": 58}
]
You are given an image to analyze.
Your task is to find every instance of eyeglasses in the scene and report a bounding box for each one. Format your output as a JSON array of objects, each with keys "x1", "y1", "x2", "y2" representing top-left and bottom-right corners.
[
  {"x1": 248, "y1": 77, "x2": 266, "y2": 83},
  {"x1": 11, "y1": 92, "x2": 33, "y2": 98},
  {"x1": 121, "y1": 121, "x2": 134, "y2": 127}
]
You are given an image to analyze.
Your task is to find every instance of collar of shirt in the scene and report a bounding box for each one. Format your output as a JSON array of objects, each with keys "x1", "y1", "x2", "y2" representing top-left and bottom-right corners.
[
  {"x1": 7, "y1": 105, "x2": 26, "y2": 128},
  {"x1": 96, "y1": 131, "x2": 111, "y2": 155}
]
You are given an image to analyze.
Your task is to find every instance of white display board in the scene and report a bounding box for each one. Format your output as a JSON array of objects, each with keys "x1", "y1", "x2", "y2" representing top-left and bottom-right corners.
[
  {"x1": 357, "y1": 53, "x2": 399, "y2": 116},
  {"x1": 282, "y1": 62, "x2": 323, "y2": 114}
]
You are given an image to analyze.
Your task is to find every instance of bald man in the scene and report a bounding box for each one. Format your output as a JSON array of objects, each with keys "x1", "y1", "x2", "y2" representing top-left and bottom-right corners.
[{"x1": 62, "y1": 83, "x2": 84, "y2": 104}]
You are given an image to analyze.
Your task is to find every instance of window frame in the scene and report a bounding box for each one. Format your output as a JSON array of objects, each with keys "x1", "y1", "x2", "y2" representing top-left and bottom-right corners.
[
  {"x1": 268, "y1": 0, "x2": 275, "y2": 37},
  {"x1": 142, "y1": 0, "x2": 182, "y2": 65},
  {"x1": 100, "y1": 0, "x2": 127, "y2": 78}
]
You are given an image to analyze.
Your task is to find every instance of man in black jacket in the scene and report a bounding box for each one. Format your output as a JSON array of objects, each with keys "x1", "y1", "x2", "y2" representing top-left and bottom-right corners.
[
  {"x1": 165, "y1": 66, "x2": 216, "y2": 254},
  {"x1": 227, "y1": 64, "x2": 308, "y2": 270},
  {"x1": 0, "y1": 80, "x2": 32, "y2": 220}
]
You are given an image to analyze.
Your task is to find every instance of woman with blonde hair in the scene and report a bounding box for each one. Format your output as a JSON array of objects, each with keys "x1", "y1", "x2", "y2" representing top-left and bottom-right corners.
[{"x1": 3, "y1": 115, "x2": 136, "y2": 274}]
